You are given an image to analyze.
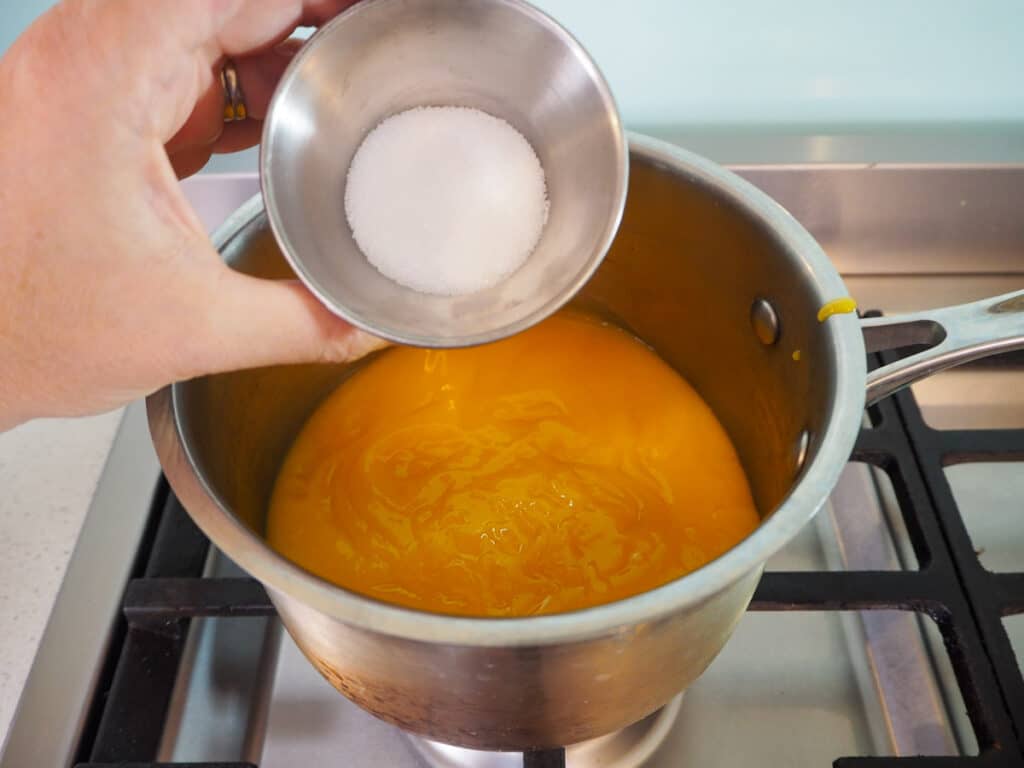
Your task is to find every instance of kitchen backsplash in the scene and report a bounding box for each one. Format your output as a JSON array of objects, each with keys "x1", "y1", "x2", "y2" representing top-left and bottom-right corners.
[{"x1": 3, "y1": 0, "x2": 1021, "y2": 166}]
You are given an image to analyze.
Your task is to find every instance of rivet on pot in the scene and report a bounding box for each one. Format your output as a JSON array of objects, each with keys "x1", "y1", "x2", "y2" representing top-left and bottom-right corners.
[
  {"x1": 750, "y1": 298, "x2": 780, "y2": 346},
  {"x1": 794, "y1": 429, "x2": 811, "y2": 474}
]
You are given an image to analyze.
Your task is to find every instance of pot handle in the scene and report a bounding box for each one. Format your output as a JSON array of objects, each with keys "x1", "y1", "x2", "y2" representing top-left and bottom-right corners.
[{"x1": 861, "y1": 289, "x2": 1024, "y2": 406}]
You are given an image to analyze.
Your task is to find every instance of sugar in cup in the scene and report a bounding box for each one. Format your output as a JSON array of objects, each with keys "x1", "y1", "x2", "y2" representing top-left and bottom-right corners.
[{"x1": 260, "y1": 0, "x2": 628, "y2": 347}]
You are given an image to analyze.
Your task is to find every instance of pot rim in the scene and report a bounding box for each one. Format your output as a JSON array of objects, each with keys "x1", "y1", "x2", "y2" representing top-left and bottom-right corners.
[{"x1": 147, "y1": 133, "x2": 866, "y2": 647}]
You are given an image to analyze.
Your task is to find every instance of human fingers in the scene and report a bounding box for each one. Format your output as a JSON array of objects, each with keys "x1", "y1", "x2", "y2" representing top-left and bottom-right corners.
[
  {"x1": 188, "y1": 268, "x2": 388, "y2": 376},
  {"x1": 169, "y1": 145, "x2": 215, "y2": 179},
  {"x1": 211, "y1": 0, "x2": 357, "y2": 55},
  {"x1": 165, "y1": 38, "x2": 301, "y2": 163},
  {"x1": 56, "y1": 0, "x2": 357, "y2": 146}
]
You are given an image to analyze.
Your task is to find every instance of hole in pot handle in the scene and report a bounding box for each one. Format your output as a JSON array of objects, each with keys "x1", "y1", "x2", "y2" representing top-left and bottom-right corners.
[{"x1": 862, "y1": 289, "x2": 1024, "y2": 406}]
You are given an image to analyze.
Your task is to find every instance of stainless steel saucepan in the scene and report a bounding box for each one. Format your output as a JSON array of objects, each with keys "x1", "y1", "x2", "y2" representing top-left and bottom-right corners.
[{"x1": 147, "y1": 134, "x2": 1024, "y2": 750}]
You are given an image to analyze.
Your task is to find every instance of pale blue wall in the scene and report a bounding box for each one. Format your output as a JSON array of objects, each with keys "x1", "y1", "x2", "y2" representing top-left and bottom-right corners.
[
  {"x1": 3, "y1": 1, "x2": 1022, "y2": 165},
  {"x1": 0, "y1": 0, "x2": 57, "y2": 52},
  {"x1": 539, "y1": 0, "x2": 1023, "y2": 127}
]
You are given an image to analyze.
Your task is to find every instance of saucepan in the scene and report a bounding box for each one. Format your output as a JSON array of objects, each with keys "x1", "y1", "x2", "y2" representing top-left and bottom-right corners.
[{"x1": 147, "y1": 134, "x2": 1024, "y2": 750}]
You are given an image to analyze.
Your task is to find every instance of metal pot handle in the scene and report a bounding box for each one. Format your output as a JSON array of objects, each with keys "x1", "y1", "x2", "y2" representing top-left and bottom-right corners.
[{"x1": 862, "y1": 289, "x2": 1024, "y2": 406}]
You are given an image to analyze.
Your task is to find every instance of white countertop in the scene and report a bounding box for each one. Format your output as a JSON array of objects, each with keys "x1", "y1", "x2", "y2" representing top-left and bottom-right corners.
[{"x1": 0, "y1": 410, "x2": 122, "y2": 740}]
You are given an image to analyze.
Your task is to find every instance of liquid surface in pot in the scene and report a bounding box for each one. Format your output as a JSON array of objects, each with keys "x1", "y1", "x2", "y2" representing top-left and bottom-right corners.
[{"x1": 266, "y1": 311, "x2": 759, "y2": 617}]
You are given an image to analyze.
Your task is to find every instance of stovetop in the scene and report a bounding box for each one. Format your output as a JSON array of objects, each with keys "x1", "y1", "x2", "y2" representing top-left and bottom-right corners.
[{"x1": 3, "y1": 166, "x2": 1023, "y2": 768}]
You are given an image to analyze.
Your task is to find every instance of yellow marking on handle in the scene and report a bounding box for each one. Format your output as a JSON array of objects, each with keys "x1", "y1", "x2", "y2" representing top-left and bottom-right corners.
[
  {"x1": 792, "y1": 349, "x2": 802, "y2": 362},
  {"x1": 817, "y1": 297, "x2": 858, "y2": 323}
]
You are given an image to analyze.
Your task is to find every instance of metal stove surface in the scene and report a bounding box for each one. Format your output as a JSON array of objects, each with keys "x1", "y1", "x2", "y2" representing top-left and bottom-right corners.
[{"x1": 4, "y1": 165, "x2": 1023, "y2": 768}]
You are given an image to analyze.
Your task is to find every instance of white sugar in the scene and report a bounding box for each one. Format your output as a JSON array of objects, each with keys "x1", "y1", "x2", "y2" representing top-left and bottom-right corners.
[{"x1": 344, "y1": 106, "x2": 549, "y2": 296}]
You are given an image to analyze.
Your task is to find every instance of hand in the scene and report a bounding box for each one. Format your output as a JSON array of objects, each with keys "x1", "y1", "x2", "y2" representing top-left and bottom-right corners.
[{"x1": 0, "y1": 0, "x2": 382, "y2": 431}]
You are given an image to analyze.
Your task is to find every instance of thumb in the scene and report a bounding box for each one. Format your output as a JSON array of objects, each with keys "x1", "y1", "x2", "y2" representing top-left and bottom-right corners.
[{"x1": 191, "y1": 270, "x2": 389, "y2": 376}]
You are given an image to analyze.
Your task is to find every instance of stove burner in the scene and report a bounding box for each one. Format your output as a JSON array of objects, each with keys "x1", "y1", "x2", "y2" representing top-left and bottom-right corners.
[{"x1": 407, "y1": 695, "x2": 683, "y2": 768}]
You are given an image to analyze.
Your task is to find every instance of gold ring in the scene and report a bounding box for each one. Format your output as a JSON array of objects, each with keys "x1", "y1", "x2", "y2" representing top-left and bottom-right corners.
[{"x1": 221, "y1": 60, "x2": 247, "y2": 122}]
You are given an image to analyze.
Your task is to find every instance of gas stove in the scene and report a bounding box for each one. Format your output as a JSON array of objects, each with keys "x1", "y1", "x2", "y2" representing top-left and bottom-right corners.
[{"x1": 3, "y1": 165, "x2": 1022, "y2": 768}]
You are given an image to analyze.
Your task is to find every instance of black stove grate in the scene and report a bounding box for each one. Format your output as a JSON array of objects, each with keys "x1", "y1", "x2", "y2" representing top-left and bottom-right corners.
[{"x1": 74, "y1": 354, "x2": 1024, "y2": 768}]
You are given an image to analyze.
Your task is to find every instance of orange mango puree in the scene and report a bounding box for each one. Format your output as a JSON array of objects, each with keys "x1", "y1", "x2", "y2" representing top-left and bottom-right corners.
[{"x1": 267, "y1": 312, "x2": 759, "y2": 617}]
